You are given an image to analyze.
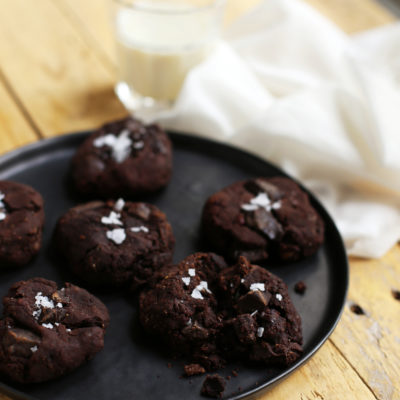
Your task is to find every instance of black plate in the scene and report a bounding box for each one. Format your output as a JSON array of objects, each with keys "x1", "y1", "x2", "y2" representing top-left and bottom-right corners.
[{"x1": 0, "y1": 132, "x2": 348, "y2": 400}]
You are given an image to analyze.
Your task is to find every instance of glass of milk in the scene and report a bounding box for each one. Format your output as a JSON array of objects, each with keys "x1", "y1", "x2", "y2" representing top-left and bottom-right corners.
[{"x1": 112, "y1": 0, "x2": 225, "y2": 115}]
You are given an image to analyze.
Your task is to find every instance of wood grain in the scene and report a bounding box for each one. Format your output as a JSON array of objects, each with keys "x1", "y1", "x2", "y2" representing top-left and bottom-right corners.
[
  {"x1": 0, "y1": 0, "x2": 126, "y2": 137},
  {"x1": 0, "y1": 78, "x2": 38, "y2": 155},
  {"x1": 331, "y1": 245, "x2": 400, "y2": 400},
  {"x1": 0, "y1": 0, "x2": 398, "y2": 399}
]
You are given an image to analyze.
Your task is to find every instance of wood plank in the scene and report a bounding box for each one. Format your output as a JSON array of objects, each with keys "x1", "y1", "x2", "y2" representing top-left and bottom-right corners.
[
  {"x1": 266, "y1": 340, "x2": 376, "y2": 400},
  {"x1": 330, "y1": 245, "x2": 400, "y2": 400},
  {"x1": 0, "y1": 77, "x2": 38, "y2": 154},
  {"x1": 0, "y1": 0, "x2": 126, "y2": 137}
]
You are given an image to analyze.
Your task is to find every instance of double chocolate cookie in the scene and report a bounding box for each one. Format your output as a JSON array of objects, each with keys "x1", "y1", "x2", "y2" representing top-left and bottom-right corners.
[
  {"x1": 70, "y1": 117, "x2": 173, "y2": 198},
  {"x1": 139, "y1": 253, "x2": 227, "y2": 370},
  {"x1": 0, "y1": 278, "x2": 109, "y2": 383},
  {"x1": 202, "y1": 177, "x2": 324, "y2": 263},
  {"x1": 0, "y1": 181, "x2": 45, "y2": 268},
  {"x1": 139, "y1": 253, "x2": 303, "y2": 374},
  {"x1": 54, "y1": 199, "x2": 175, "y2": 288},
  {"x1": 218, "y1": 257, "x2": 303, "y2": 366}
]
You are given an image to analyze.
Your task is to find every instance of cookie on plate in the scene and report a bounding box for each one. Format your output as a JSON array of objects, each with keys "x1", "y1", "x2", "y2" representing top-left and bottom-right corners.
[
  {"x1": 202, "y1": 177, "x2": 324, "y2": 263},
  {"x1": 54, "y1": 198, "x2": 175, "y2": 289},
  {"x1": 0, "y1": 181, "x2": 45, "y2": 268},
  {"x1": 70, "y1": 117, "x2": 172, "y2": 198},
  {"x1": 0, "y1": 277, "x2": 109, "y2": 383},
  {"x1": 217, "y1": 256, "x2": 303, "y2": 366},
  {"x1": 139, "y1": 253, "x2": 227, "y2": 370}
]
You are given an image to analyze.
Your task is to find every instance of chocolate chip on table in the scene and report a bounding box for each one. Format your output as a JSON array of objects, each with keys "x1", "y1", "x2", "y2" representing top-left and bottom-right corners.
[
  {"x1": 201, "y1": 374, "x2": 226, "y2": 399},
  {"x1": 392, "y1": 289, "x2": 400, "y2": 300},
  {"x1": 350, "y1": 303, "x2": 365, "y2": 315},
  {"x1": 294, "y1": 281, "x2": 307, "y2": 295}
]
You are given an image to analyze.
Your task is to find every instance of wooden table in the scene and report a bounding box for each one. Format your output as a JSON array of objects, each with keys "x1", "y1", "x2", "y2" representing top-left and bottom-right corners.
[{"x1": 0, "y1": 0, "x2": 398, "y2": 399}]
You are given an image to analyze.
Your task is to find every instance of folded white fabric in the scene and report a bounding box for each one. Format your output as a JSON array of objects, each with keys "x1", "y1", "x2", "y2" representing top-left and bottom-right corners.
[{"x1": 156, "y1": 0, "x2": 400, "y2": 258}]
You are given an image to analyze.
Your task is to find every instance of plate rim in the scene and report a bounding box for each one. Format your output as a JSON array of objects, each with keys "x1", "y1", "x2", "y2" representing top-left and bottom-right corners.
[{"x1": 0, "y1": 131, "x2": 349, "y2": 400}]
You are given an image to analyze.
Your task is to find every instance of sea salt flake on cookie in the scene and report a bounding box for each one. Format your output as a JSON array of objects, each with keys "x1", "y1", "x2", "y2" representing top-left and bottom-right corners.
[
  {"x1": 93, "y1": 129, "x2": 133, "y2": 163},
  {"x1": 191, "y1": 288, "x2": 204, "y2": 300},
  {"x1": 182, "y1": 277, "x2": 191, "y2": 286},
  {"x1": 257, "y1": 327, "x2": 264, "y2": 337},
  {"x1": 276, "y1": 293, "x2": 283, "y2": 301},
  {"x1": 42, "y1": 323, "x2": 54, "y2": 329},
  {"x1": 101, "y1": 211, "x2": 123, "y2": 226},
  {"x1": 188, "y1": 268, "x2": 195, "y2": 277},
  {"x1": 130, "y1": 226, "x2": 149, "y2": 233},
  {"x1": 30, "y1": 346, "x2": 38, "y2": 353},
  {"x1": 114, "y1": 198, "x2": 125, "y2": 211},
  {"x1": 250, "y1": 283, "x2": 265, "y2": 292},
  {"x1": 35, "y1": 293, "x2": 55, "y2": 309},
  {"x1": 106, "y1": 228, "x2": 126, "y2": 245},
  {"x1": 133, "y1": 141, "x2": 144, "y2": 150}
]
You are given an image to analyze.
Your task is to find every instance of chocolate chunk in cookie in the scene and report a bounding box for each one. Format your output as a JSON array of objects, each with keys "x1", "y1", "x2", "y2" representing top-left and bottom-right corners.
[
  {"x1": 0, "y1": 278, "x2": 109, "y2": 383},
  {"x1": 202, "y1": 177, "x2": 324, "y2": 263},
  {"x1": 54, "y1": 199, "x2": 175, "y2": 289},
  {"x1": 217, "y1": 257, "x2": 303, "y2": 367},
  {"x1": 70, "y1": 117, "x2": 173, "y2": 198},
  {"x1": 139, "y1": 253, "x2": 226, "y2": 370},
  {"x1": 0, "y1": 181, "x2": 44, "y2": 268}
]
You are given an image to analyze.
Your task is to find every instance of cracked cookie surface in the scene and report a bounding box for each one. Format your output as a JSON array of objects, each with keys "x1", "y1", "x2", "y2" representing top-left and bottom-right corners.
[
  {"x1": 202, "y1": 177, "x2": 324, "y2": 263},
  {"x1": 54, "y1": 199, "x2": 175, "y2": 288},
  {"x1": 139, "y1": 253, "x2": 227, "y2": 371},
  {"x1": 0, "y1": 181, "x2": 44, "y2": 268},
  {"x1": 0, "y1": 277, "x2": 109, "y2": 383},
  {"x1": 217, "y1": 257, "x2": 303, "y2": 366},
  {"x1": 70, "y1": 117, "x2": 173, "y2": 198}
]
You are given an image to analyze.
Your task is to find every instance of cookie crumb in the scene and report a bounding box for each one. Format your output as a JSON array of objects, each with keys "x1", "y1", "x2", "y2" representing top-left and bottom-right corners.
[
  {"x1": 294, "y1": 281, "x2": 307, "y2": 294},
  {"x1": 201, "y1": 374, "x2": 226, "y2": 398},
  {"x1": 232, "y1": 369, "x2": 238, "y2": 377},
  {"x1": 350, "y1": 303, "x2": 365, "y2": 315},
  {"x1": 167, "y1": 363, "x2": 172, "y2": 369},
  {"x1": 184, "y1": 363, "x2": 205, "y2": 377},
  {"x1": 392, "y1": 290, "x2": 400, "y2": 300}
]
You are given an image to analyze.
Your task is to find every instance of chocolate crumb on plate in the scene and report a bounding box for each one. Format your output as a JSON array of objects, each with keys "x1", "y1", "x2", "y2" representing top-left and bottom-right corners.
[
  {"x1": 294, "y1": 281, "x2": 307, "y2": 294},
  {"x1": 201, "y1": 374, "x2": 226, "y2": 398},
  {"x1": 184, "y1": 363, "x2": 206, "y2": 377}
]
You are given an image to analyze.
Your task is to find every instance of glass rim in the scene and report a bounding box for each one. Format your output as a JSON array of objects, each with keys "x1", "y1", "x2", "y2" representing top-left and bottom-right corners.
[{"x1": 112, "y1": 0, "x2": 226, "y2": 14}]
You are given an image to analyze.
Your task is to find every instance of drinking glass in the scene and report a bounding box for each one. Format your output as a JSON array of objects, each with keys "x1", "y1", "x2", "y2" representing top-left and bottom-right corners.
[{"x1": 111, "y1": 0, "x2": 225, "y2": 115}]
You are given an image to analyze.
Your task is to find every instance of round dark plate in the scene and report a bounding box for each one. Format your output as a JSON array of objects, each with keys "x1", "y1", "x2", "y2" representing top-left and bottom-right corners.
[{"x1": 0, "y1": 132, "x2": 348, "y2": 400}]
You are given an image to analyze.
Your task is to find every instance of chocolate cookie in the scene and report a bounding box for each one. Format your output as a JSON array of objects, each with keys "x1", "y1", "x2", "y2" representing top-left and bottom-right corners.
[
  {"x1": 202, "y1": 177, "x2": 324, "y2": 263},
  {"x1": 217, "y1": 257, "x2": 303, "y2": 366},
  {"x1": 0, "y1": 277, "x2": 109, "y2": 383},
  {"x1": 54, "y1": 198, "x2": 175, "y2": 288},
  {"x1": 0, "y1": 181, "x2": 44, "y2": 268},
  {"x1": 70, "y1": 117, "x2": 173, "y2": 198},
  {"x1": 139, "y1": 253, "x2": 227, "y2": 370}
]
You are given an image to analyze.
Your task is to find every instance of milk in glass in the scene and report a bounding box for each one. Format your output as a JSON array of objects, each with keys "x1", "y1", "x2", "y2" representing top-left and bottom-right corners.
[{"x1": 115, "y1": 1, "x2": 222, "y2": 105}]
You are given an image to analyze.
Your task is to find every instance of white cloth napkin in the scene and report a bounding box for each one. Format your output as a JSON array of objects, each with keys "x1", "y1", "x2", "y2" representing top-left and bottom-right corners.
[{"x1": 154, "y1": 0, "x2": 400, "y2": 258}]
